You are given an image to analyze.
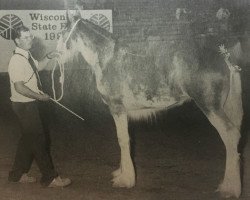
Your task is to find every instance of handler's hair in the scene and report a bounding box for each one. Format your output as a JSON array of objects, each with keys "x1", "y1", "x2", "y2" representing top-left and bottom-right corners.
[{"x1": 12, "y1": 25, "x2": 30, "y2": 41}]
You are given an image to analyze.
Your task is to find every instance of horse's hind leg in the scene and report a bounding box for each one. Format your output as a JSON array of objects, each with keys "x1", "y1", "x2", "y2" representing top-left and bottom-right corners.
[
  {"x1": 205, "y1": 109, "x2": 241, "y2": 198},
  {"x1": 111, "y1": 113, "x2": 135, "y2": 188}
]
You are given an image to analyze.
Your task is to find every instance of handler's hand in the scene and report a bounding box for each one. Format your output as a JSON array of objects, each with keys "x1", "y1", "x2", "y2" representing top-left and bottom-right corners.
[{"x1": 38, "y1": 93, "x2": 50, "y2": 101}]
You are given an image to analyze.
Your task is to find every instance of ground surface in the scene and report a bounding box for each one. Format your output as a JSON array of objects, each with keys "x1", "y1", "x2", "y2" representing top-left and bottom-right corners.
[{"x1": 1, "y1": 100, "x2": 250, "y2": 200}]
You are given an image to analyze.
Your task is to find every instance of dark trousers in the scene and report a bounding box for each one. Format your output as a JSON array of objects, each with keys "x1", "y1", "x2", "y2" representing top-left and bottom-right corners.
[{"x1": 8, "y1": 101, "x2": 58, "y2": 186}]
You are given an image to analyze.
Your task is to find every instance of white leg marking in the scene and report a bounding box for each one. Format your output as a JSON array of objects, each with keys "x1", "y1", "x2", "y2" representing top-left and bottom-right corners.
[
  {"x1": 112, "y1": 113, "x2": 135, "y2": 188},
  {"x1": 208, "y1": 112, "x2": 241, "y2": 198}
]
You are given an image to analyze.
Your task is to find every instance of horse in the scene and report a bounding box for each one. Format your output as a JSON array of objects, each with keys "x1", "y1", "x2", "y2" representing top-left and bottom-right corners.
[{"x1": 56, "y1": 12, "x2": 243, "y2": 198}]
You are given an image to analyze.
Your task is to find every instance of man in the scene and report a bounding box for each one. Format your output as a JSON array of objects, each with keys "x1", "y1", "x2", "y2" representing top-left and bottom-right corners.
[{"x1": 8, "y1": 25, "x2": 71, "y2": 187}]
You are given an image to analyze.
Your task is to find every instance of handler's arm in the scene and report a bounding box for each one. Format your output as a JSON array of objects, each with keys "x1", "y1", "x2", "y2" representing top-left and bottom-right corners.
[{"x1": 14, "y1": 81, "x2": 50, "y2": 101}]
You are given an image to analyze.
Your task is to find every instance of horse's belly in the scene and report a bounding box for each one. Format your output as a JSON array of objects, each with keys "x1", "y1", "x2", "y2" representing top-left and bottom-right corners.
[
  {"x1": 124, "y1": 95, "x2": 177, "y2": 109},
  {"x1": 122, "y1": 84, "x2": 180, "y2": 109},
  {"x1": 126, "y1": 97, "x2": 190, "y2": 120}
]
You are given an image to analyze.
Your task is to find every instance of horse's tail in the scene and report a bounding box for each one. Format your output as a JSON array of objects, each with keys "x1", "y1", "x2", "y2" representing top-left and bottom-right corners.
[{"x1": 223, "y1": 65, "x2": 243, "y2": 130}]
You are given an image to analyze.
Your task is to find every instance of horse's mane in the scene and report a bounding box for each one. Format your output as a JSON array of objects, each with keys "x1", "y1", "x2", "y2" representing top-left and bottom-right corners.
[{"x1": 80, "y1": 18, "x2": 115, "y2": 41}]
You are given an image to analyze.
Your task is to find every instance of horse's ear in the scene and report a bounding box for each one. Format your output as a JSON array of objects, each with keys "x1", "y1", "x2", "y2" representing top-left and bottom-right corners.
[
  {"x1": 75, "y1": 8, "x2": 82, "y2": 19},
  {"x1": 66, "y1": 9, "x2": 74, "y2": 23}
]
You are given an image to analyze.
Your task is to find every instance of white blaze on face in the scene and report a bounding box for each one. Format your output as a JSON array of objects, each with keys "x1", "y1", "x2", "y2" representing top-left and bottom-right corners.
[
  {"x1": 56, "y1": 35, "x2": 64, "y2": 52},
  {"x1": 56, "y1": 35, "x2": 71, "y2": 63}
]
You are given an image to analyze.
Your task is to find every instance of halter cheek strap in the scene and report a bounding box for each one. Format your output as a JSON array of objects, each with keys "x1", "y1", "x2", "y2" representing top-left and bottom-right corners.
[{"x1": 64, "y1": 19, "x2": 81, "y2": 45}]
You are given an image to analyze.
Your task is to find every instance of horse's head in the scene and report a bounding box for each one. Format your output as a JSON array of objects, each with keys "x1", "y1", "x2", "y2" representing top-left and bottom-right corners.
[
  {"x1": 57, "y1": 10, "x2": 115, "y2": 67},
  {"x1": 56, "y1": 10, "x2": 82, "y2": 63}
]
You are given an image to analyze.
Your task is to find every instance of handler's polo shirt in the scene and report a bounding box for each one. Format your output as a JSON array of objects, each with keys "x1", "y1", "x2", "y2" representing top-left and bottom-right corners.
[{"x1": 8, "y1": 47, "x2": 40, "y2": 102}]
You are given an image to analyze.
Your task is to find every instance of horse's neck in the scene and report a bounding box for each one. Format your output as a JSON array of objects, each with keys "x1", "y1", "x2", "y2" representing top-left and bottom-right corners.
[
  {"x1": 99, "y1": 42, "x2": 115, "y2": 68},
  {"x1": 78, "y1": 36, "x2": 115, "y2": 80}
]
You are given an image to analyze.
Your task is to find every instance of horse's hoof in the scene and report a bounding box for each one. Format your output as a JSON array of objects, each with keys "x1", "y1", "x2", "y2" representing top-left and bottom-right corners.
[
  {"x1": 111, "y1": 173, "x2": 135, "y2": 188},
  {"x1": 216, "y1": 182, "x2": 241, "y2": 199}
]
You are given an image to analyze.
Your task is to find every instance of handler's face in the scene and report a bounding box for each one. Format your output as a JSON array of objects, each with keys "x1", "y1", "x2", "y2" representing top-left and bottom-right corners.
[{"x1": 16, "y1": 31, "x2": 34, "y2": 50}]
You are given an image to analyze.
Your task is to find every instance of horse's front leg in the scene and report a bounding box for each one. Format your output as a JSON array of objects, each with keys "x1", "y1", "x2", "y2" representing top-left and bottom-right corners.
[{"x1": 111, "y1": 113, "x2": 135, "y2": 188}]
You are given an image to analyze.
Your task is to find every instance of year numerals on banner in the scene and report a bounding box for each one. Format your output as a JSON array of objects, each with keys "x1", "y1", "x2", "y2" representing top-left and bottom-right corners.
[{"x1": 45, "y1": 32, "x2": 61, "y2": 40}]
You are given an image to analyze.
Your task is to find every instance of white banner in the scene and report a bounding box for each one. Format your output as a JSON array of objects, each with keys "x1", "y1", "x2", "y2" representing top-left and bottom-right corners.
[{"x1": 0, "y1": 10, "x2": 112, "y2": 72}]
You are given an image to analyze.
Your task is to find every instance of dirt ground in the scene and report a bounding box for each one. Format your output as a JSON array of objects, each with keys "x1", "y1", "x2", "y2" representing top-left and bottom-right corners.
[{"x1": 1, "y1": 100, "x2": 250, "y2": 200}]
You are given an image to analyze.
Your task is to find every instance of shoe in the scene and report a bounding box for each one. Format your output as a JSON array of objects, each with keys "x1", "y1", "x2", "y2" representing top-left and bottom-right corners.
[
  {"x1": 48, "y1": 176, "x2": 71, "y2": 188},
  {"x1": 19, "y1": 173, "x2": 37, "y2": 183}
]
